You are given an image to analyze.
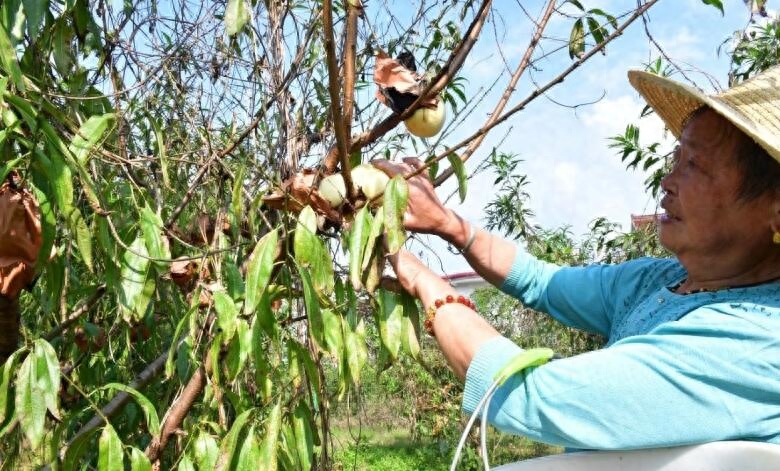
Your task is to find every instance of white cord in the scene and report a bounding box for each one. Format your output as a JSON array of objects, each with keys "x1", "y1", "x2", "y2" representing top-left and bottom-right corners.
[
  {"x1": 449, "y1": 348, "x2": 556, "y2": 471},
  {"x1": 481, "y1": 393, "x2": 491, "y2": 470},
  {"x1": 449, "y1": 379, "x2": 501, "y2": 471}
]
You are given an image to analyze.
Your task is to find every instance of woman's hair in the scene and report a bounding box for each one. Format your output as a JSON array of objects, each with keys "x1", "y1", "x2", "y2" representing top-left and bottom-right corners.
[
  {"x1": 686, "y1": 105, "x2": 780, "y2": 201},
  {"x1": 733, "y1": 133, "x2": 780, "y2": 201}
]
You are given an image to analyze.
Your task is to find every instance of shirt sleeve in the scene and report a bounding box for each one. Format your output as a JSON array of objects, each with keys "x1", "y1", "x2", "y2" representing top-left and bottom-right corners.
[
  {"x1": 462, "y1": 306, "x2": 780, "y2": 449},
  {"x1": 500, "y1": 250, "x2": 674, "y2": 337}
]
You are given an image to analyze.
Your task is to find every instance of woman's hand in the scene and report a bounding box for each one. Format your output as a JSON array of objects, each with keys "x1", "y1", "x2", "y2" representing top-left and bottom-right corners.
[
  {"x1": 372, "y1": 158, "x2": 459, "y2": 238},
  {"x1": 385, "y1": 249, "x2": 427, "y2": 299}
]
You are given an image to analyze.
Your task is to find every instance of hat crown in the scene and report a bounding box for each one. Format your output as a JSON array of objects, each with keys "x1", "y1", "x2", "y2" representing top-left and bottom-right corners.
[{"x1": 628, "y1": 64, "x2": 780, "y2": 164}]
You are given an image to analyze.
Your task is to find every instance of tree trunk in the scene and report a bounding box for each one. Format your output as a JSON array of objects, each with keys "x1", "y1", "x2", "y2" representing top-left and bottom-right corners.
[{"x1": 0, "y1": 295, "x2": 19, "y2": 364}]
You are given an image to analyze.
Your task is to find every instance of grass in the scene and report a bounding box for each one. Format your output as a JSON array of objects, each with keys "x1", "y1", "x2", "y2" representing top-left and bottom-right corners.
[{"x1": 330, "y1": 423, "x2": 562, "y2": 471}]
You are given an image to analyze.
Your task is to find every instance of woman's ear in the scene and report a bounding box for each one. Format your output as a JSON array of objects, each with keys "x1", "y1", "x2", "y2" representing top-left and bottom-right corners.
[{"x1": 771, "y1": 190, "x2": 780, "y2": 242}]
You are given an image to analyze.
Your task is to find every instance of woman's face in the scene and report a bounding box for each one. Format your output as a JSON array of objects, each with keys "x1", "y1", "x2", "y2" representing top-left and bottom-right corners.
[{"x1": 659, "y1": 109, "x2": 776, "y2": 266}]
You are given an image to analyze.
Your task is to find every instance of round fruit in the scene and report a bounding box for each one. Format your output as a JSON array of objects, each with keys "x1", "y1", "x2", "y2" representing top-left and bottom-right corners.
[
  {"x1": 351, "y1": 164, "x2": 390, "y2": 200},
  {"x1": 404, "y1": 99, "x2": 446, "y2": 138},
  {"x1": 318, "y1": 173, "x2": 347, "y2": 208}
]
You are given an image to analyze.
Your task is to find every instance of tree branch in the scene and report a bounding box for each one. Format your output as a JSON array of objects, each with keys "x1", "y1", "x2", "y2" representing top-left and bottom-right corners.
[
  {"x1": 145, "y1": 355, "x2": 211, "y2": 462},
  {"x1": 43, "y1": 285, "x2": 107, "y2": 341},
  {"x1": 63, "y1": 350, "x2": 170, "y2": 454},
  {"x1": 429, "y1": 0, "x2": 661, "y2": 186},
  {"x1": 432, "y1": 0, "x2": 556, "y2": 183},
  {"x1": 347, "y1": 0, "x2": 494, "y2": 153},
  {"x1": 322, "y1": 0, "x2": 355, "y2": 198}
]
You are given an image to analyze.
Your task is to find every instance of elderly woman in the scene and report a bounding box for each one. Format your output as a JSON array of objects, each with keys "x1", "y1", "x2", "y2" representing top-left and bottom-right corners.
[{"x1": 374, "y1": 65, "x2": 780, "y2": 449}]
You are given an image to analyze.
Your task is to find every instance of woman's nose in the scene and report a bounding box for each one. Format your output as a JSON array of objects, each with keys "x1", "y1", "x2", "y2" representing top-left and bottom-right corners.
[{"x1": 660, "y1": 168, "x2": 676, "y2": 195}]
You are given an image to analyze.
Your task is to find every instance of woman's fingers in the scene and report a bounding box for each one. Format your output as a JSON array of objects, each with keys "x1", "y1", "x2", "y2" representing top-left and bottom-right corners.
[
  {"x1": 370, "y1": 159, "x2": 408, "y2": 177},
  {"x1": 402, "y1": 157, "x2": 424, "y2": 171}
]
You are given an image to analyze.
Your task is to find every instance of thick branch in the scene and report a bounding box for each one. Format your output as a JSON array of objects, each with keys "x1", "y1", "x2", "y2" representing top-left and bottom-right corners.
[
  {"x1": 145, "y1": 358, "x2": 210, "y2": 462},
  {"x1": 431, "y1": 0, "x2": 661, "y2": 186},
  {"x1": 342, "y1": 2, "x2": 360, "y2": 139},
  {"x1": 322, "y1": 0, "x2": 355, "y2": 198}
]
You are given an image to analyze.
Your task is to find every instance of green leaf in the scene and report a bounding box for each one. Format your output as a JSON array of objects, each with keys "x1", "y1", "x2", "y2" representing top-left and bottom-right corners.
[
  {"x1": 348, "y1": 205, "x2": 371, "y2": 290},
  {"x1": 225, "y1": 319, "x2": 251, "y2": 381},
  {"x1": 177, "y1": 455, "x2": 196, "y2": 471},
  {"x1": 383, "y1": 175, "x2": 409, "y2": 254},
  {"x1": 63, "y1": 428, "x2": 99, "y2": 471},
  {"x1": 165, "y1": 304, "x2": 194, "y2": 379},
  {"x1": 322, "y1": 308, "x2": 344, "y2": 360},
  {"x1": 192, "y1": 432, "x2": 219, "y2": 471},
  {"x1": 400, "y1": 292, "x2": 421, "y2": 360},
  {"x1": 224, "y1": 0, "x2": 251, "y2": 36},
  {"x1": 290, "y1": 402, "x2": 314, "y2": 471},
  {"x1": 235, "y1": 425, "x2": 261, "y2": 469},
  {"x1": 568, "y1": 18, "x2": 585, "y2": 59},
  {"x1": 216, "y1": 408, "x2": 254, "y2": 469},
  {"x1": 16, "y1": 340, "x2": 60, "y2": 449},
  {"x1": 129, "y1": 447, "x2": 153, "y2": 471},
  {"x1": 214, "y1": 291, "x2": 239, "y2": 341},
  {"x1": 586, "y1": 16, "x2": 604, "y2": 45},
  {"x1": 446, "y1": 153, "x2": 468, "y2": 203},
  {"x1": 345, "y1": 328, "x2": 368, "y2": 386},
  {"x1": 224, "y1": 261, "x2": 245, "y2": 301},
  {"x1": 32, "y1": 148, "x2": 71, "y2": 214},
  {"x1": 118, "y1": 237, "x2": 156, "y2": 323},
  {"x1": 0, "y1": 349, "x2": 20, "y2": 425},
  {"x1": 294, "y1": 206, "x2": 334, "y2": 295},
  {"x1": 297, "y1": 263, "x2": 325, "y2": 349},
  {"x1": 700, "y1": 0, "x2": 724, "y2": 15},
  {"x1": 0, "y1": 24, "x2": 24, "y2": 92},
  {"x1": 68, "y1": 112, "x2": 114, "y2": 166},
  {"x1": 139, "y1": 205, "x2": 170, "y2": 271},
  {"x1": 230, "y1": 165, "x2": 245, "y2": 232},
  {"x1": 98, "y1": 424, "x2": 124, "y2": 471},
  {"x1": 69, "y1": 208, "x2": 93, "y2": 272},
  {"x1": 150, "y1": 117, "x2": 170, "y2": 187},
  {"x1": 0, "y1": 156, "x2": 21, "y2": 183},
  {"x1": 362, "y1": 206, "x2": 384, "y2": 273},
  {"x1": 259, "y1": 400, "x2": 282, "y2": 471},
  {"x1": 244, "y1": 229, "x2": 278, "y2": 315},
  {"x1": 102, "y1": 383, "x2": 161, "y2": 436},
  {"x1": 375, "y1": 289, "x2": 404, "y2": 364}
]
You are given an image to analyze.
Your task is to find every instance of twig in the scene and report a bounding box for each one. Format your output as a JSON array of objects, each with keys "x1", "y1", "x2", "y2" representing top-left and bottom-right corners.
[
  {"x1": 164, "y1": 19, "x2": 319, "y2": 229},
  {"x1": 43, "y1": 286, "x2": 107, "y2": 341}
]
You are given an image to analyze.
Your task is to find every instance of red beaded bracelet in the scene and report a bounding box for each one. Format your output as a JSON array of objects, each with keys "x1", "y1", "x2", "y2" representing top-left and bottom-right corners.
[{"x1": 423, "y1": 294, "x2": 476, "y2": 336}]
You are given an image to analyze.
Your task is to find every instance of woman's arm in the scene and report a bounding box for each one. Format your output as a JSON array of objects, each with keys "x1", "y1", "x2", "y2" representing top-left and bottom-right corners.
[
  {"x1": 372, "y1": 158, "x2": 518, "y2": 286},
  {"x1": 389, "y1": 250, "x2": 500, "y2": 379}
]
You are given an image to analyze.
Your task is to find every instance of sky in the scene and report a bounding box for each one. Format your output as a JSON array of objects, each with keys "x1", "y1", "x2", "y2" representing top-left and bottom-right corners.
[{"x1": 409, "y1": 0, "x2": 762, "y2": 274}]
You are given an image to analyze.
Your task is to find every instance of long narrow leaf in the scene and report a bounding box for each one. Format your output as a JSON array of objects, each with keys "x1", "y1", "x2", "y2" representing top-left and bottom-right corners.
[{"x1": 244, "y1": 229, "x2": 278, "y2": 315}]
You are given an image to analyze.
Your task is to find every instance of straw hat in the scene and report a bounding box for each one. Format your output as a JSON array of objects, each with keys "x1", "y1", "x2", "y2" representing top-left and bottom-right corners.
[{"x1": 628, "y1": 65, "x2": 780, "y2": 164}]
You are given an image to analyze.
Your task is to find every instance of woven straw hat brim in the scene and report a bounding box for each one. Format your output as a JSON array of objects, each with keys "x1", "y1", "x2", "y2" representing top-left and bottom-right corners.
[{"x1": 628, "y1": 66, "x2": 780, "y2": 164}]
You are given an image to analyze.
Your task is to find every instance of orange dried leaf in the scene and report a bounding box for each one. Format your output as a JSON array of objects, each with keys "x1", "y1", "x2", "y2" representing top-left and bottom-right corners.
[{"x1": 0, "y1": 181, "x2": 42, "y2": 297}]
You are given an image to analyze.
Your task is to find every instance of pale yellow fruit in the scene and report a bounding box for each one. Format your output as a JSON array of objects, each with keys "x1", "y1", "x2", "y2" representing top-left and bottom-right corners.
[
  {"x1": 351, "y1": 164, "x2": 390, "y2": 200},
  {"x1": 318, "y1": 164, "x2": 392, "y2": 208},
  {"x1": 318, "y1": 173, "x2": 347, "y2": 208},
  {"x1": 404, "y1": 99, "x2": 446, "y2": 138}
]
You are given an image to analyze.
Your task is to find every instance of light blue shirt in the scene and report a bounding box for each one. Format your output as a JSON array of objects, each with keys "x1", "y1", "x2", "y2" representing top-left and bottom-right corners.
[{"x1": 462, "y1": 250, "x2": 780, "y2": 449}]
